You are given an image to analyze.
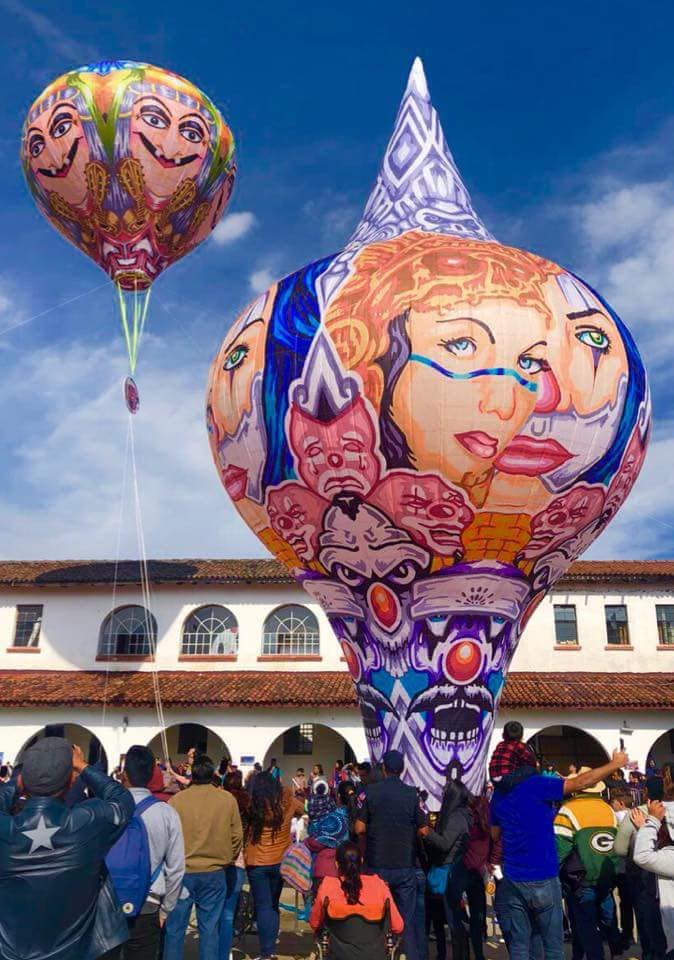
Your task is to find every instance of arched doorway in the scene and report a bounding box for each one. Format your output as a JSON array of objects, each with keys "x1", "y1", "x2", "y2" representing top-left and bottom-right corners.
[
  {"x1": 146, "y1": 723, "x2": 230, "y2": 766},
  {"x1": 647, "y1": 729, "x2": 674, "y2": 770},
  {"x1": 264, "y1": 723, "x2": 357, "y2": 778},
  {"x1": 527, "y1": 725, "x2": 609, "y2": 776},
  {"x1": 18, "y1": 723, "x2": 108, "y2": 771}
]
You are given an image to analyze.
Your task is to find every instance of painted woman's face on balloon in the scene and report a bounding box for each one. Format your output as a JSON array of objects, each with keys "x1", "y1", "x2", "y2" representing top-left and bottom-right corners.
[
  {"x1": 393, "y1": 299, "x2": 550, "y2": 487},
  {"x1": 130, "y1": 92, "x2": 211, "y2": 200},
  {"x1": 25, "y1": 95, "x2": 90, "y2": 207}
]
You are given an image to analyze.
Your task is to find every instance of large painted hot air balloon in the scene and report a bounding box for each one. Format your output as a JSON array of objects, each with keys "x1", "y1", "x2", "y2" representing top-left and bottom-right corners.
[
  {"x1": 23, "y1": 60, "x2": 235, "y2": 407},
  {"x1": 206, "y1": 59, "x2": 650, "y2": 807}
]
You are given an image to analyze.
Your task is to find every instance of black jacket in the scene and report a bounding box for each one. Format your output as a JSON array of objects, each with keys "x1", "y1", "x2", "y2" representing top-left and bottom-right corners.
[
  {"x1": 0, "y1": 766, "x2": 134, "y2": 960},
  {"x1": 425, "y1": 807, "x2": 472, "y2": 867}
]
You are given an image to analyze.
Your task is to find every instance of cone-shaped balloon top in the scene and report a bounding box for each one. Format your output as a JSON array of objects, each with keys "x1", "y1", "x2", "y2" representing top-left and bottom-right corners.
[{"x1": 318, "y1": 57, "x2": 495, "y2": 310}]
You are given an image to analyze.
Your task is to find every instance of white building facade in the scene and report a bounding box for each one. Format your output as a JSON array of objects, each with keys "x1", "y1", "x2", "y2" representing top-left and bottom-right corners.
[{"x1": 0, "y1": 559, "x2": 673, "y2": 780}]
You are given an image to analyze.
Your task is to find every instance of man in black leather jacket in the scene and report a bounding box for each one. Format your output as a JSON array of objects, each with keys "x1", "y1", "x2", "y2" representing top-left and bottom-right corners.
[{"x1": 0, "y1": 737, "x2": 134, "y2": 960}]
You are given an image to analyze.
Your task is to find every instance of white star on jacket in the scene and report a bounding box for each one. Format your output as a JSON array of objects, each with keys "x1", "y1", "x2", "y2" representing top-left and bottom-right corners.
[{"x1": 21, "y1": 816, "x2": 61, "y2": 854}]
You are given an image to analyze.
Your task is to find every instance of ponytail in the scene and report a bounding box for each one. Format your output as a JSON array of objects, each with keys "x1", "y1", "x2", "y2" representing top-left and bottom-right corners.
[{"x1": 336, "y1": 840, "x2": 363, "y2": 906}]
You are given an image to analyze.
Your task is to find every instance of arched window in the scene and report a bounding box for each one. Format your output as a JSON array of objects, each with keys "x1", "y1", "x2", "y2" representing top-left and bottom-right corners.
[
  {"x1": 181, "y1": 606, "x2": 239, "y2": 656},
  {"x1": 262, "y1": 604, "x2": 320, "y2": 657},
  {"x1": 99, "y1": 605, "x2": 157, "y2": 657}
]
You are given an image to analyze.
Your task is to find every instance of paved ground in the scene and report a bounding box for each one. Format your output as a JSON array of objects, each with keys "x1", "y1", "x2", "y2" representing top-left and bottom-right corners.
[{"x1": 180, "y1": 890, "x2": 644, "y2": 959}]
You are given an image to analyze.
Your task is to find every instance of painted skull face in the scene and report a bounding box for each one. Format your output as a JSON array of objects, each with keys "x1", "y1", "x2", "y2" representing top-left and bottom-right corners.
[
  {"x1": 129, "y1": 91, "x2": 211, "y2": 200},
  {"x1": 266, "y1": 483, "x2": 326, "y2": 562},
  {"x1": 319, "y1": 496, "x2": 430, "y2": 672},
  {"x1": 406, "y1": 564, "x2": 531, "y2": 791},
  {"x1": 371, "y1": 470, "x2": 474, "y2": 555},
  {"x1": 523, "y1": 485, "x2": 606, "y2": 559},
  {"x1": 289, "y1": 396, "x2": 382, "y2": 500},
  {"x1": 25, "y1": 94, "x2": 91, "y2": 207},
  {"x1": 100, "y1": 225, "x2": 167, "y2": 288}
]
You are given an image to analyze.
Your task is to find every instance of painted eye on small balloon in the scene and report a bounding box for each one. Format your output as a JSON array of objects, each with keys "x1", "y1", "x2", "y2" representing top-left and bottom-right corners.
[{"x1": 223, "y1": 344, "x2": 249, "y2": 371}]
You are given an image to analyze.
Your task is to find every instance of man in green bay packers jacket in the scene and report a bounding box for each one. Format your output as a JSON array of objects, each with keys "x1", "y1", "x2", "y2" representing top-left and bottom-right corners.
[{"x1": 554, "y1": 770, "x2": 623, "y2": 960}]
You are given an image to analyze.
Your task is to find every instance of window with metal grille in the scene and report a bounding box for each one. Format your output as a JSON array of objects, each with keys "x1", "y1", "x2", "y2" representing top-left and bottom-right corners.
[
  {"x1": 99, "y1": 605, "x2": 157, "y2": 656},
  {"x1": 656, "y1": 605, "x2": 674, "y2": 646},
  {"x1": 181, "y1": 606, "x2": 239, "y2": 656},
  {"x1": 262, "y1": 605, "x2": 320, "y2": 656},
  {"x1": 283, "y1": 724, "x2": 314, "y2": 755},
  {"x1": 605, "y1": 604, "x2": 630, "y2": 646},
  {"x1": 553, "y1": 605, "x2": 578, "y2": 645},
  {"x1": 12, "y1": 605, "x2": 43, "y2": 647}
]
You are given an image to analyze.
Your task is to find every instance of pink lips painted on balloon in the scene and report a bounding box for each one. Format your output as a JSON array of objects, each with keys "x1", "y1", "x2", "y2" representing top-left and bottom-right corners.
[
  {"x1": 456, "y1": 431, "x2": 499, "y2": 459},
  {"x1": 223, "y1": 464, "x2": 248, "y2": 501},
  {"x1": 495, "y1": 436, "x2": 572, "y2": 476}
]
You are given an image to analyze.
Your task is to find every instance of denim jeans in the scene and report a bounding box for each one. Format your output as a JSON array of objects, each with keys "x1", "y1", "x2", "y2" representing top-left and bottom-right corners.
[
  {"x1": 443, "y1": 861, "x2": 467, "y2": 934},
  {"x1": 566, "y1": 886, "x2": 621, "y2": 960},
  {"x1": 377, "y1": 866, "x2": 420, "y2": 960},
  {"x1": 164, "y1": 869, "x2": 227, "y2": 960},
  {"x1": 247, "y1": 863, "x2": 283, "y2": 958},
  {"x1": 414, "y1": 867, "x2": 428, "y2": 960},
  {"x1": 219, "y1": 865, "x2": 245, "y2": 960},
  {"x1": 495, "y1": 875, "x2": 564, "y2": 960}
]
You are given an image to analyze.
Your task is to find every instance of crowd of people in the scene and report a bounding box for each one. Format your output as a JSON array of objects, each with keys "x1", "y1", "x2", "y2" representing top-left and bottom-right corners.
[{"x1": 0, "y1": 726, "x2": 673, "y2": 960}]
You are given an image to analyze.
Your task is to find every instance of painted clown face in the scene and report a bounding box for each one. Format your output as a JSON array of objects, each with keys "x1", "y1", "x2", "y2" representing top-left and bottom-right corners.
[
  {"x1": 266, "y1": 482, "x2": 326, "y2": 562},
  {"x1": 129, "y1": 89, "x2": 212, "y2": 200},
  {"x1": 319, "y1": 496, "x2": 430, "y2": 672},
  {"x1": 406, "y1": 563, "x2": 531, "y2": 789},
  {"x1": 371, "y1": 471, "x2": 474, "y2": 556},
  {"x1": 289, "y1": 396, "x2": 383, "y2": 500},
  {"x1": 25, "y1": 94, "x2": 91, "y2": 207}
]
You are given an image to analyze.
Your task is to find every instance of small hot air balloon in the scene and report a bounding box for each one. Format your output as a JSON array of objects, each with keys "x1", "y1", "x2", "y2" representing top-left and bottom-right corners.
[
  {"x1": 23, "y1": 60, "x2": 235, "y2": 409},
  {"x1": 206, "y1": 59, "x2": 650, "y2": 807}
]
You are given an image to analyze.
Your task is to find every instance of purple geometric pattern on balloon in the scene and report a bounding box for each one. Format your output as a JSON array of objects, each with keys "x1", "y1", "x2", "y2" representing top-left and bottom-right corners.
[{"x1": 317, "y1": 58, "x2": 495, "y2": 311}]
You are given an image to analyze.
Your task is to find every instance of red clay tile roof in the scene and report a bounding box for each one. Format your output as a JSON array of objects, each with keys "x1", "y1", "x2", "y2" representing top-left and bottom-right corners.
[
  {"x1": 0, "y1": 559, "x2": 672, "y2": 588},
  {"x1": 0, "y1": 670, "x2": 671, "y2": 711}
]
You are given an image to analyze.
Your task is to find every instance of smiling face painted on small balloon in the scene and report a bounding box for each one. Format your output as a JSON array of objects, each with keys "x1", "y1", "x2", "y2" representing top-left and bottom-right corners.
[
  {"x1": 129, "y1": 89, "x2": 212, "y2": 200},
  {"x1": 24, "y1": 91, "x2": 91, "y2": 207}
]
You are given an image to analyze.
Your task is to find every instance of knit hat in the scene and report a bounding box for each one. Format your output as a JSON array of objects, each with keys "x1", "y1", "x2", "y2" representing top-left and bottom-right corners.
[{"x1": 22, "y1": 737, "x2": 73, "y2": 796}]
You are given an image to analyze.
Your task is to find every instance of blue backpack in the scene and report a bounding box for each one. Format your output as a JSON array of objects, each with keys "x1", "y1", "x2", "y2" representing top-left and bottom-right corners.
[{"x1": 106, "y1": 795, "x2": 162, "y2": 917}]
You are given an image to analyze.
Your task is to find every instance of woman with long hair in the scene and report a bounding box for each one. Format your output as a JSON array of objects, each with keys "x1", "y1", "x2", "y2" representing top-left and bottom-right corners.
[
  {"x1": 424, "y1": 778, "x2": 473, "y2": 960},
  {"x1": 309, "y1": 840, "x2": 403, "y2": 949},
  {"x1": 245, "y1": 771, "x2": 304, "y2": 960},
  {"x1": 219, "y1": 770, "x2": 251, "y2": 960}
]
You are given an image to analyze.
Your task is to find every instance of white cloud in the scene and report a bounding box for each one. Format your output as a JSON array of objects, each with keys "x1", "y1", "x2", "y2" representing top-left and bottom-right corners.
[
  {"x1": 574, "y1": 178, "x2": 674, "y2": 372},
  {"x1": 211, "y1": 211, "x2": 257, "y2": 247},
  {"x1": 587, "y1": 421, "x2": 674, "y2": 560},
  {"x1": 248, "y1": 268, "x2": 274, "y2": 294},
  {"x1": 0, "y1": 338, "x2": 265, "y2": 561}
]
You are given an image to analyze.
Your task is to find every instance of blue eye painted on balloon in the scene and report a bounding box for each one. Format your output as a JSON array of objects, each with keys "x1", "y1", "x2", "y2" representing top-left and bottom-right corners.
[
  {"x1": 518, "y1": 354, "x2": 545, "y2": 374},
  {"x1": 440, "y1": 337, "x2": 476, "y2": 357}
]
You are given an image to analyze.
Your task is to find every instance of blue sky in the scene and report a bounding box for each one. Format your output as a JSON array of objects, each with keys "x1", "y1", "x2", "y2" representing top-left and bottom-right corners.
[{"x1": 0, "y1": 0, "x2": 671, "y2": 560}]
